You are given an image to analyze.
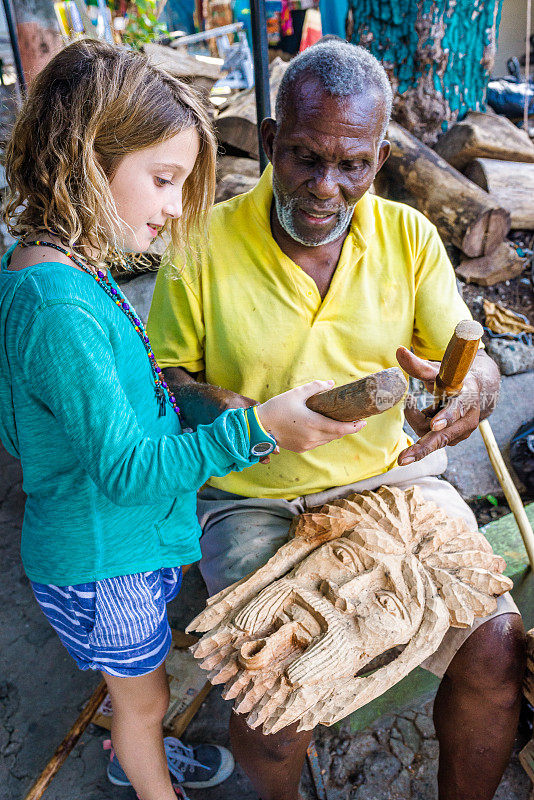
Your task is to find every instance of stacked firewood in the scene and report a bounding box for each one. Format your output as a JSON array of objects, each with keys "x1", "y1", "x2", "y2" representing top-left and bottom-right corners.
[
  {"x1": 209, "y1": 58, "x2": 534, "y2": 287},
  {"x1": 142, "y1": 51, "x2": 532, "y2": 287}
]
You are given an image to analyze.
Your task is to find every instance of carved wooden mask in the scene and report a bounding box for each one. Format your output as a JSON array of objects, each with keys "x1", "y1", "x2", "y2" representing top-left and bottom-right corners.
[{"x1": 187, "y1": 486, "x2": 512, "y2": 734}]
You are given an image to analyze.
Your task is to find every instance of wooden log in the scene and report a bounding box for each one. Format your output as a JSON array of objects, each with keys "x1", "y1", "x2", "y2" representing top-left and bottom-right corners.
[
  {"x1": 464, "y1": 158, "x2": 534, "y2": 230},
  {"x1": 142, "y1": 43, "x2": 221, "y2": 94},
  {"x1": 456, "y1": 241, "x2": 527, "y2": 286},
  {"x1": 215, "y1": 57, "x2": 288, "y2": 159},
  {"x1": 383, "y1": 121, "x2": 511, "y2": 258},
  {"x1": 215, "y1": 173, "x2": 258, "y2": 203},
  {"x1": 217, "y1": 156, "x2": 260, "y2": 180},
  {"x1": 306, "y1": 368, "x2": 407, "y2": 421},
  {"x1": 434, "y1": 112, "x2": 534, "y2": 171}
]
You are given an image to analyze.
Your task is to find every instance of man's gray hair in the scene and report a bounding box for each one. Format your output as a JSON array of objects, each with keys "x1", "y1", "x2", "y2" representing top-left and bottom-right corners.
[{"x1": 275, "y1": 39, "x2": 393, "y2": 140}]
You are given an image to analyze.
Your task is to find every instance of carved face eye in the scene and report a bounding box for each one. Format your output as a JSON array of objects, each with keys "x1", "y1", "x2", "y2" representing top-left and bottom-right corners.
[
  {"x1": 376, "y1": 591, "x2": 407, "y2": 619},
  {"x1": 331, "y1": 543, "x2": 360, "y2": 571}
]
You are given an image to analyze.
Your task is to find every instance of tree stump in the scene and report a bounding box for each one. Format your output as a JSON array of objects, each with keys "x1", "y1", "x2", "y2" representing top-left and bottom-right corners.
[{"x1": 348, "y1": 0, "x2": 503, "y2": 145}]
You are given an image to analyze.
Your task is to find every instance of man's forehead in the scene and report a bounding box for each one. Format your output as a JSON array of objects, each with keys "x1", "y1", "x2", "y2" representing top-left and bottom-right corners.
[
  {"x1": 276, "y1": 83, "x2": 385, "y2": 153},
  {"x1": 279, "y1": 124, "x2": 375, "y2": 160}
]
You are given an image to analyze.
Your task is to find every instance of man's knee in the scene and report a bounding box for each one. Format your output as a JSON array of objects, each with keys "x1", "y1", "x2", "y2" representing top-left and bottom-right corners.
[
  {"x1": 230, "y1": 711, "x2": 310, "y2": 763},
  {"x1": 444, "y1": 613, "x2": 525, "y2": 704}
]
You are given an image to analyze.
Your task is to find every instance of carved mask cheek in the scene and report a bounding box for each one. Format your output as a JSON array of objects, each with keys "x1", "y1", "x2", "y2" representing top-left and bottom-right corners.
[
  {"x1": 358, "y1": 591, "x2": 414, "y2": 644},
  {"x1": 294, "y1": 542, "x2": 367, "y2": 586}
]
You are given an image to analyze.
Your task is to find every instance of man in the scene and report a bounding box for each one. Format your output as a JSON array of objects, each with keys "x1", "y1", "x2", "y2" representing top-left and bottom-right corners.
[{"x1": 148, "y1": 39, "x2": 525, "y2": 800}]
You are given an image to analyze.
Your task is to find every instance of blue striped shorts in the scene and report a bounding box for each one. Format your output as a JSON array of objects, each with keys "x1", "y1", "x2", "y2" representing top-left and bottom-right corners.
[{"x1": 31, "y1": 567, "x2": 182, "y2": 677}]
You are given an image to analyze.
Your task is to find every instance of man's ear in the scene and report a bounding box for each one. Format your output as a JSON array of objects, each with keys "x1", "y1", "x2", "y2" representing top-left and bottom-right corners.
[
  {"x1": 260, "y1": 118, "x2": 277, "y2": 163},
  {"x1": 376, "y1": 140, "x2": 390, "y2": 173}
]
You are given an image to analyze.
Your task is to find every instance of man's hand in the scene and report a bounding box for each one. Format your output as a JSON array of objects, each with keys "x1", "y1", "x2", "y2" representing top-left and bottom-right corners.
[
  {"x1": 163, "y1": 366, "x2": 276, "y2": 461},
  {"x1": 396, "y1": 346, "x2": 499, "y2": 466}
]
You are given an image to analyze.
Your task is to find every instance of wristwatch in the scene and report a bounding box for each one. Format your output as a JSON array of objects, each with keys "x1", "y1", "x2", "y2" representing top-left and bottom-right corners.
[{"x1": 245, "y1": 406, "x2": 277, "y2": 457}]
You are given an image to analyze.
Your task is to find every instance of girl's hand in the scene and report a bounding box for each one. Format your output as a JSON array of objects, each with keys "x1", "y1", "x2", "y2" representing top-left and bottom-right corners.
[{"x1": 256, "y1": 380, "x2": 366, "y2": 453}]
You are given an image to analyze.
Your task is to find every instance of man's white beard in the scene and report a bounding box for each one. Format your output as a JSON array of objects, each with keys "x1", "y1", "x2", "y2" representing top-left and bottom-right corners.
[{"x1": 272, "y1": 173, "x2": 355, "y2": 247}]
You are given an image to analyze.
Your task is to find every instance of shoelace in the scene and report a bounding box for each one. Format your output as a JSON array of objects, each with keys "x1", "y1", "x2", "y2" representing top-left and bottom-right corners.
[
  {"x1": 103, "y1": 739, "x2": 193, "y2": 799},
  {"x1": 164, "y1": 737, "x2": 210, "y2": 781}
]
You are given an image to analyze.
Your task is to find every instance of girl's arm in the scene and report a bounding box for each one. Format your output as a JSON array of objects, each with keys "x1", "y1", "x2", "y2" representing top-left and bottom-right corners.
[{"x1": 20, "y1": 302, "x2": 361, "y2": 507}]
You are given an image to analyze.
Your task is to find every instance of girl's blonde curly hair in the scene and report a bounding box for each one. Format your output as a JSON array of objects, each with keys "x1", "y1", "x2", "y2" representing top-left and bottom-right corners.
[{"x1": 3, "y1": 38, "x2": 217, "y2": 269}]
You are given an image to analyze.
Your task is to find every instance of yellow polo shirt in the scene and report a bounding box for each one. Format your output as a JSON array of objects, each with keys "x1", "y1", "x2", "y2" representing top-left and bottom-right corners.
[{"x1": 148, "y1": 165, "x2": 471, "y2": 499}]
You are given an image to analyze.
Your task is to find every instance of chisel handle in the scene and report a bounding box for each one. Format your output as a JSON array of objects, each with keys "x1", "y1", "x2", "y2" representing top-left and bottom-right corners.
[{"x1": 434, "y1": 320, "x2": 483, "y2": 406}]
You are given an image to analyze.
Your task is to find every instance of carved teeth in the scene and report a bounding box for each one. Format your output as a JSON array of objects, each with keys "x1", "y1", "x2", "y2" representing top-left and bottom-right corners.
[{"x1": 207, "y1": 654, "x2": 238, "y2": 684}]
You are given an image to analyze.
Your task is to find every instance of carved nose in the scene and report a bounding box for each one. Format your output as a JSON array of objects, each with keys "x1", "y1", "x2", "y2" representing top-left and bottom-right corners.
[
  {"x1": 238, "y1": 621, "x2": 302, "y2": 670},
  {"x1": 319, "y1": 579, "x2": 355, "y2": 613}
]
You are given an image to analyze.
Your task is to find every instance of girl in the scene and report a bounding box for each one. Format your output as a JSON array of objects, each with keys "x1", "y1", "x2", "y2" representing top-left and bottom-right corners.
[{"x1": 0, "y1": 40, "x2": 363, "y2": 800}]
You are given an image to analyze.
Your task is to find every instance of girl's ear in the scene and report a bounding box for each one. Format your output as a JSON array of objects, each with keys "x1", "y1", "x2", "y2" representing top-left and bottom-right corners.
[{"x1": 93, "y1": 149, "x2": 115, "y2": 180}]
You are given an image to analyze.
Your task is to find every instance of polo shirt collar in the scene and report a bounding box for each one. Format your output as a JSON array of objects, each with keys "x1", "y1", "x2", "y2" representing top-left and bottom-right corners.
[{"x1": 248, "y1": 162, "x2": 376, "y2": 250}]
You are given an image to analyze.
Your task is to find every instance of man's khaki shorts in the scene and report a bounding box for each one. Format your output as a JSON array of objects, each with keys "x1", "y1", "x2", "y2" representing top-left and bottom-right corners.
[{"x1": 197, "y1": 450, "x2": 519, "y2": 679}]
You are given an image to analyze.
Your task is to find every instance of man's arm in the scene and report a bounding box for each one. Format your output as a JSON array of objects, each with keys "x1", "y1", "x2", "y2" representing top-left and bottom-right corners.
[
  {"x1": 164, "y1": 367, "x2": 257, "y2": 430},
  {"x1": 396, "y1": 349, "x2": 500, "y2": 466}
]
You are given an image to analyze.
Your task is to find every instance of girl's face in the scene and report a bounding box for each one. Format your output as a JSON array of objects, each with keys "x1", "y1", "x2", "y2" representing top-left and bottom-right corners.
[{"x1": 108, "y1": 127, "x2": 200, "y2": 252}]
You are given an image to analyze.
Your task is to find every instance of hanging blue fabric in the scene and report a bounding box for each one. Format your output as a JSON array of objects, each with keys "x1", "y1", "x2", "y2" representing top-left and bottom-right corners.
[{"x1": 319, "y1": 0, "x2": 348, "y2": 38}]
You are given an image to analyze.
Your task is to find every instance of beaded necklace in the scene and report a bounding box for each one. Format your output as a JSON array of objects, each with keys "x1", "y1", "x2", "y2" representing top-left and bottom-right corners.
[{"x1": 21, "y1": 240, "x2": 180, "y2": 419}]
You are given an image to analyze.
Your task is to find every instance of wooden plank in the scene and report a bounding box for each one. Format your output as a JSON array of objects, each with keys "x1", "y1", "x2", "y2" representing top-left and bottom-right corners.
[{"x1": 143, "y1": 43, "x2": 221, "y2": 81}]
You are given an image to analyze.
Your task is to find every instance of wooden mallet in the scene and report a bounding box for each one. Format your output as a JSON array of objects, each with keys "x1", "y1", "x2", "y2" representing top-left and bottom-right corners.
[{"x1": 433, "y1": 319, "x2": 483, "y2": 408}]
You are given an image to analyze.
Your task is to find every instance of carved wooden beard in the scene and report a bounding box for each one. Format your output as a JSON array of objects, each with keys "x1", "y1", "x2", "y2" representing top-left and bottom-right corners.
[{"x1": 187, "y1": 486, "x2": 512, "y2": 734}]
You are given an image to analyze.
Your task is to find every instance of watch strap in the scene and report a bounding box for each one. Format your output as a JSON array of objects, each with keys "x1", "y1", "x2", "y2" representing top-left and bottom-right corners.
[{"x1": 245, "y1": 406, "x2": 277, "y2": 457}]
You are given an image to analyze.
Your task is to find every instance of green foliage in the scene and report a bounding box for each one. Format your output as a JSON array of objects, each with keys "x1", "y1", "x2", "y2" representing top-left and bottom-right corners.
[
  {"x1": 477, "y1": 493, "x2": 499, "y2": 506},
  {"x1": 123, "y1": 0, "x2": 168, "y2": 49}
]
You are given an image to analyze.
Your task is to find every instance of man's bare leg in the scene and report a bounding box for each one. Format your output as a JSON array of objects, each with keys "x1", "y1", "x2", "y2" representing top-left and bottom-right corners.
[
  {"x1": 434, "y1": 613, "x2": 525, "y2": 800},
  {"x1": 230, "y1": 709, "x2": 312, "y2": 800}
]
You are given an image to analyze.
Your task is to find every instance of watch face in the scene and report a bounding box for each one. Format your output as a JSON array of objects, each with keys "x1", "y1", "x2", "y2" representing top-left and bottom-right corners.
[{"x1": 251, "y1": 441, "x2": 275, "y2": 456}]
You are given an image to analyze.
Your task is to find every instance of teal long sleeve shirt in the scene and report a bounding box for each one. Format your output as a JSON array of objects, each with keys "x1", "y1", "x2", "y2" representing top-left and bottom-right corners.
[{"x1": 0, "y1": 244, "x2": 257, "y2": 585}]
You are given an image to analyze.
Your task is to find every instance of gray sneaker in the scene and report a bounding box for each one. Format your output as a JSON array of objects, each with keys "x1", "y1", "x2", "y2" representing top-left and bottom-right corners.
[
  {"x1": 165, "y1": 737, "x2": 235, "y2": 789},
  {"x1": 104, "y1": 736, "x2": 234, "y2": 791}
]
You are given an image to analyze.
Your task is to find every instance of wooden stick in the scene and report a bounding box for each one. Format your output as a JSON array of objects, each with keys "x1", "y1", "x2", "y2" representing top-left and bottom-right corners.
[
  {"x1": 22, "y1": 680, "x2": 108, "y2": 800},
  {"x1": 306, "y1": 367, "x2": 408, "y2": 421},
  {"x1": 479, "y1": 418, "x2": 534, "y2": 571},
  {"x1": 434, "y1": 319, "x2": 534, "y2": 566}
]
